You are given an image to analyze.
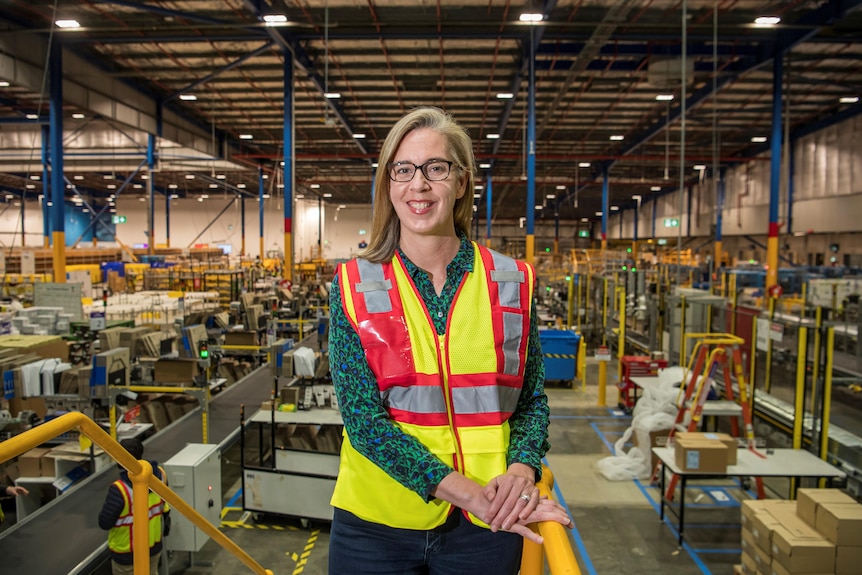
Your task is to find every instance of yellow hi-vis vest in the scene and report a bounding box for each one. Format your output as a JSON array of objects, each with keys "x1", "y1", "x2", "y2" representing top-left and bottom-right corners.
[
  {"x1": 332, "y1": 241, "x2": 534, "y2": 530},
  {"x1": 107, "y1": 478, "x2": 165, "y2": 556}
]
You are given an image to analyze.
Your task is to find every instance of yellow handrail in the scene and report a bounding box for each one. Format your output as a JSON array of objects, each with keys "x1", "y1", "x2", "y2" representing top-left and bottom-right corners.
[
  {"x1": 0, "y1": 412, "x2": 273, "y2": 575},
  {"x1": 520, "y1": 466, "x2": 581, "y2": 575}
]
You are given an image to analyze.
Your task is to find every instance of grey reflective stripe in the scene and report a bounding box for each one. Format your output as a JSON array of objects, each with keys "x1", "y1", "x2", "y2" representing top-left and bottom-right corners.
[
  {"x1": 356, "y1": 280, "x2": 392, "y2": 293},
  {"x1": 489, "y1": 251, "x2": 522, "y2": 309},
  {"x1": 355, "y1": 259, "x2": 392, "y2": 313},
  {"x1": 501, "y1": 311, "x2": 522, "y2": 375},
  {"x1": 381, "y1": 386, "x2": 448, "y2": 414},
  {"x1": 452, "y1": 385, "x2": 521, "y2": 414},
  {"x1": 490, "y1": 270, "x2": 524, "y2": 283}
]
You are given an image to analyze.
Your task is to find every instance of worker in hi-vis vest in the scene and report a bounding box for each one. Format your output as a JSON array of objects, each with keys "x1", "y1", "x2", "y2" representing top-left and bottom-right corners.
[{"x1": 98, "y1": 438, "x2": 170, "y2": 575}]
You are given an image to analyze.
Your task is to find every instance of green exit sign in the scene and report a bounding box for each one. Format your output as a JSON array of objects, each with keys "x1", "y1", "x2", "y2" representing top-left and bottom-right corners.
[
  {"x1": 663, "y1": 218, "x2": 679, "y2": 228},
  {"x1": 112, "y1": 215, "x2": 127, "y2": 224},
  {"x1": 578, "y1": 230, "x2": 590, "y2": 238}
]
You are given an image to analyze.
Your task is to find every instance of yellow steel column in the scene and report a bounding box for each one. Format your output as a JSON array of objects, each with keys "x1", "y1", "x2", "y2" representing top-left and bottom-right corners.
[
  {"x1": 598, "y1": 359, "x2": 607, "y2": 407},
  {"x1": 52, "y1": 232, "x2": 66, "y2": 283},
  {"x1": 576, "y1": 274, "x2": 582, "y2": 333},
  {"x1": 554, "y1": 237, "x2": 559, "y2": 254},
  {"x1": 818, "y1": 327, "x2": 835, "y2": 486},
  {"x1": 765, "y1": 298, "x2": 775, "y2": 393},
  {"x1": 526, "y1": 234, "x2": 535, "y2": 266},
  {"x1": 810, "y1": 307, "x2": 822, "y2": 414},
  {"x1": 766, "y1": 235, "x2": 779, "y2": 292},
  {"x1": 749, "y1": 316, "x2": 757, "y2": 406},
  {"x1": 284, "y1": 231, "x2": 293, "y2": 281},
  {"x1": 791, "y1": 327, "x2": 808, "y2": 496},
  {"x1": 618, "y1": 288, "x2": 625, "y2": 380},
  {"x1": 566, "y1": 275, "x2": 574, "y2": 329},
  {"x1": 602, "y1": 278, "x2": 609, "y2": 346},
  {"x1": 714, "y1": 240, "x2": 722, "y2": 272}
]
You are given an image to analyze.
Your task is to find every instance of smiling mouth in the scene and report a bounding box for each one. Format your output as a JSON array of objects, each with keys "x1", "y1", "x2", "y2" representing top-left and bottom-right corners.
[{"x1": 408, "y1": 201, "x2": 433, "y2": 210}]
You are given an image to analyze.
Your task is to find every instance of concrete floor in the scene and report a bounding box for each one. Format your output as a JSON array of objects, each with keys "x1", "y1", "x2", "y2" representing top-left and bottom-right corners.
[{"x1": 92, "y1": 361, "x2": 752, "y2": 575}]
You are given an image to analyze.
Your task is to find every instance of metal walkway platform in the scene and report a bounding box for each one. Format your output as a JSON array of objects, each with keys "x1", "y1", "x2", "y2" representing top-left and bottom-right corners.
[{"x1": 0, "y1": 364, "x2": 277, "y2": 575}]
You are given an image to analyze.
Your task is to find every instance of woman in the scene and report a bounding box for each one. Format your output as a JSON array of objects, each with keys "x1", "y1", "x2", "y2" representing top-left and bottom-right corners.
[{"x1": 328, "y1": 107, "x2": 571, "y2": 575}]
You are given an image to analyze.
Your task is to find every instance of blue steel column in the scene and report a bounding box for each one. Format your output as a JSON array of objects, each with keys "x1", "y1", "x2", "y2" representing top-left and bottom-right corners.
[
  {"x1": 715, "y1": 168, "x2": 725, "y2": 267},
  {"x1": 767, "y1": 55, "x2": 783, "y2": 291},
  {"x1": 258, "y1": 166, "x2": 264, "y2": 260},
  {"x1": 601, "y1": 169, "x2": 609, "y2": 250},
  {"x1": 485, "y1": 172, "x2": 492, "y2": 247},
  {"x1": 49, "y1": 40, "x2": 65, "y2": 281},
  {"x1": 525, "y1": 28, "x2": 537, "y2": 265},
  {"x1": 283, "y1": 53, "x2": 294, "y2": 281},
  {"x1": 787, "y1": 142, "x2": 796, "y2": 236},
  {"x1": 147, "y1": 134, "x2": 155, "y2": 255},
  {"x1": 41, "y1": 125, "x2": 50, "y2": 247}
]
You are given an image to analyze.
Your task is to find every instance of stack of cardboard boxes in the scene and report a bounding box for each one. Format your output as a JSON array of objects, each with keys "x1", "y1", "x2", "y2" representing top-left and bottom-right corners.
[
  {"x1": 673, "y1": 431, "x2": 738, "y2": 472},
  {"x1": 737, "y1": 489, "x2": 862, "y2": 575}
]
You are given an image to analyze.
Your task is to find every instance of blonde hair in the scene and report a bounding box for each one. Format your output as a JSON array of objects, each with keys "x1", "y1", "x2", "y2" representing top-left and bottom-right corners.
[{"x1": 361, "y1": 107, "x2": 475, "y2": 263}]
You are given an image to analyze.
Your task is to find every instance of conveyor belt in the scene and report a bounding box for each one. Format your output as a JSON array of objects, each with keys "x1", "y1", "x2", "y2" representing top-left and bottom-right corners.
[{"x1": 0, "y1": 364, "x2": 277, "y2": 575}]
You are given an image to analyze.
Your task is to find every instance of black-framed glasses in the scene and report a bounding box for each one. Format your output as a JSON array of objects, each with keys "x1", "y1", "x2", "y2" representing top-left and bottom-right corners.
[{"x1": 386, "y1": 159, "x2": 455, "y2": 182}]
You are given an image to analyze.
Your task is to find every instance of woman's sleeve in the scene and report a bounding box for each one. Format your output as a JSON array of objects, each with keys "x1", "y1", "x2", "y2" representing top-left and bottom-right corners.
[
  {"x1": 506, "y1": 299, "x2": 550, "y2": 479},
  {"x1": 329, "y1": 270, "x2": 454, "y2": 501}
]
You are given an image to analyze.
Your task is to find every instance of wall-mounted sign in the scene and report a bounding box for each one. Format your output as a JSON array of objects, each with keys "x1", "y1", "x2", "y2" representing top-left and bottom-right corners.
[
  {"x1": 578, "y1": 230, "x2": 590, "y2": 238},
  {"x1": 112, "y1": 215, "x2": 127, "y2": 224},
  {"x1": 663, "y1": 218, "x2": 679, "y2": 228}
]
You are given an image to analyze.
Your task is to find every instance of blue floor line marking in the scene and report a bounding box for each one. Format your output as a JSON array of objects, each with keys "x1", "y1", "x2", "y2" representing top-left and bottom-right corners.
[
  {"x1": 690, "y1": 548, "x2": 742, "y2": 554},
  {"x1": 589, "y1": 422, "x2": 617, "y2": 454},
  {"x1": 226, "y1": 487, "x2": 243, "y2": 508},
  {"x1": 543, "y1": 457, "x2": 598, "y2": 575},
  {"x1": 631, "y1": 480, "x2": 714, "y2": 575}
]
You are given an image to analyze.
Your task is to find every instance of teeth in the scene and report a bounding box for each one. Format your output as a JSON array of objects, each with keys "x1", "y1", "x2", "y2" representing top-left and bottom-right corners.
[{"x1": 410, "y1": 202, "x2": 431, "y2": 209}]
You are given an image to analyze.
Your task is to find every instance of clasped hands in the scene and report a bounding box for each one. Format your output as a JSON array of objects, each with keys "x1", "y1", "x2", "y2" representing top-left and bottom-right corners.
[{"x1": 481, "y1": 464, "x2": 572, "y2": 544}]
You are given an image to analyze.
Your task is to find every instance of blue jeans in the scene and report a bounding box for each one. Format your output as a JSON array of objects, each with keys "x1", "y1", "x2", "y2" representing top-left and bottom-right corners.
[{"x1": 329, "y1": 507, "x2": 523, "y2": 575}]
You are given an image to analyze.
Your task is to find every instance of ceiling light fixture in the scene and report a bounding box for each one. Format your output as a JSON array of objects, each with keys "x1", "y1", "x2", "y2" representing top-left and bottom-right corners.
[
  {"x1": 535, "y1": 205, "x2": 543, "y2": 210},
  {"x1": 754, "y1": 16, "x2": 780, "y2": 26},
  {"x1": 171, "y1": 194, "x2": 179, "y2": 199},
  {"x1": 168, "y1": 184, "x2": 178, "y2": 189},
  {"x1": 209, "y1": 184, "x2": 218, "y2": 189},
  {"x1": 579, "y1": 162, "x2": 591, "y2": 168},
  {"x1": 694, "y1": 164, "x2": 707, "y2": 170},
  {"x1": 556, "y1": 185, "x2": 566, "y2": 190},
  {"x1": 323, "y1": 193, "x2": 333, "y2": 198},
  {"x1": 496, "y1": 93, "x2": 514, "y2": 99},
  {"x1": 595, "y1": 211, "x2": 603, "y2": 217},
  {"x1": 371, "y1": 162, "x2": 379, "y2": 168},
  {"x1": 237, "y1": 183, "x2": 246, "y2": 189},
  {"x1": 632, "y1": 195, "x2": 642, "y2": 201},
  {"x1": 239, "y1": 134, "x2": 253, "y2": 140},
  {"x1": 751, "y1": 136, "x2": 768, "y2": 143},
  {"x1": 479, "y1": 163, "x2": 491, "y2": 169},
  {"x1": 486, "y1": 133, "x2": 501, "y2": 139},
  {"x1": 140, "y1": 174, "x2": 148, "y2": 179},
  {"x1": 107, "y1": 184, "x2": 117, "y2": 189},
  {"x1": 72, "y1": 113, "x2": 85, "y2": 119},
  {"x1": 185, "y1": 174, "x2": 195, "y2": 179},
  {"x1": 133, "y1": 184, "x2": 143, "y2": 189},
  {"x1": 262, "y1": 193, "x2": 270, "y2": 199},
  {"x1": 263, "y1": 14, "x2": 288, "y2": 26},
  {"x1": 0, "y1": 81, "x2": 9, "y2": 87},
  {"x1": 25, "y1": 184, "x2": 35, "y2": 189},
  {"x1": 179, "y1": 94, "x2": 197, "y2": 101},
  {"x1": 310, "y1": 184, "x2": 321, "y2": 189},
  {"x1": 103, "y1": 175, "x2": 113, "y2": 180},
  {"x1": 519, "y1": 13, "x2": 544, "y2": 23},
  {"x1": 474, "y1": 193, "x2": 481, "y2": 199},
  {"x1": 26, "y1": 114, "x2": 38, "y2": 120},
  {"x1": 73, "y1": 175, "x2": 84, "y2": 180},
  {"x1": 474, "y1": 185, "x2": 483, "y2": 190},
  {"x1": 29, "y1": 175, "x2": 39, "y2": 180},
  {"x1": 55, "y1": 19, "x2": 81, "y2": 28},
  {"x1": 352, "y1": 133, "x2": 366, "y2": 139},
  {"x1": 216, "y1": 174, "x2": 226, "y2": 179},
  {"x1": 324, "y1": 92, "x2": 341, "y2": 99},
  {"x1": 656, "y1": 94, "x2": 674, "y2": 101},
  {"x1": 610, "y1": 135, "x2": 624, "y2": 141},
  {"x1": 611, "y1": 206, "x2": 620, "y2": 211},
  {"x1": 546, "y1": 194, "x2": 556, "y2": 199},
  {"x1": 651, "y1": 186, "x2": 661, "y2": 191},
  {"x1": 201, "y1": 194, "x2": 209, "y2": 199},
  {"x1": 839, "y1": 96, "x2": 859, "y2": 104}
]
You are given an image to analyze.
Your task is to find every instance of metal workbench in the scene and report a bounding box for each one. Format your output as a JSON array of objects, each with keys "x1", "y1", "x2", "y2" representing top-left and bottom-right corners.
[{"x1": 0, "y1": 363, "x2": 277, "y2": 575}]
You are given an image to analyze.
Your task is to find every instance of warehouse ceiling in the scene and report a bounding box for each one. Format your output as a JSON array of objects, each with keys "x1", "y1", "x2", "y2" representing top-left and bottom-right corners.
[{"x1": 0, "y1": 0, "x2": 861, "y2": 224}]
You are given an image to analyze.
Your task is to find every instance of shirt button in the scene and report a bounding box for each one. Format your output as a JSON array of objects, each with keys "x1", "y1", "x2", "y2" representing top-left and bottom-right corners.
[{"x1": 438, "y1": 311, "x2": 443, "y2": 318}]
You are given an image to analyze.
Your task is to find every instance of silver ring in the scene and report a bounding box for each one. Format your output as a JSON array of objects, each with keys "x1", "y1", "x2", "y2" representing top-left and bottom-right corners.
[{"x1": 519, "y1": 493, "x2": 531, "y2": 503}]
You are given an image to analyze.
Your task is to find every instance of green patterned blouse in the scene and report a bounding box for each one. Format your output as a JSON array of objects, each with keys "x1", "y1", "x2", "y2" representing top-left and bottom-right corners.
[{"x1": 328, "y1": 234, "x2": 550, "y2": 502}]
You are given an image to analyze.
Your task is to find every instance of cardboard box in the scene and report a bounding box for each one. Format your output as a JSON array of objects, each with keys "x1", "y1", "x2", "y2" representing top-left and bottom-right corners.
[
  {"x1": 796, "y1": 488, "x2": 856, "y2": 529},
  {"x1": 741, "y1": 500, "x2": 796, "y2": 532},
  {"x1": 751, "y1": 537, "x2": 771, "y2": 572},
  {"x1": 8, "y1": 396, "x2": 48, "y2": 419},
  {"x1": 751, "y1": 509, "x2": 785, "y2": 552},
  {"x1": 224, "y1": 330, "x2": 258, "y2": 347},
  {"x1": 18, "y1": 447, "x2": 52, "y2": 477},
  {"x1": 815, "y1": 502, "x2": 862, "y2": 546},
  {"x1": 153, "y1": 358, "x2": 200, "y2": 384},
  {"x1": 0, "y1": 334, "x2": 69, "y2": 361},
  {"x1": 676, "y1": 431, "x2": 738, "y2": 465},
  {"x1": 733, "y1": 564, "x2": 743, "y2": 575},
  {"x1": 769, "y1": 559, "x2": 832, "y2": 575},
  {"x1": 280, "y1": 386, "x2": 300, "y2": 406},
  {"x1": 836, "y1": 546, "x2": 862, "y2": 575},
  {"x1": 740, "y1": 551, "x2": 757, "y2": 575},
  {"x1": 770, "y1": 512, "x2": 835, "y2": 574},
  {"x1": 674, "y1": 437, "x2": 728, "y2": 472}
]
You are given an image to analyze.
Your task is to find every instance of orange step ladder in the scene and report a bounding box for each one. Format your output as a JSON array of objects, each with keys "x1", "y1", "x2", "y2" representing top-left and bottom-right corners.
[{"x1": 652, "y1": 333, "x2": 765, "y2": 502}]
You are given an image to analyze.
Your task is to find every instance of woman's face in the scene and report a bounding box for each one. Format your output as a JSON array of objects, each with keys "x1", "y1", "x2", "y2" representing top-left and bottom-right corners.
[{"x1": 388, "y1": 128, "x2": 466, "y2": 242}]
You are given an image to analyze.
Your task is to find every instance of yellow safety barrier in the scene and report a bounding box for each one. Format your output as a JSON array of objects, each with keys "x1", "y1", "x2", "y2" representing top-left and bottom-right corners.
[
  {"x1": 0, "y1": 412, "x2": 274, "y2": 575},
  {"x1": 520, "y1": 465, "x2": 581, "y2": 575}
]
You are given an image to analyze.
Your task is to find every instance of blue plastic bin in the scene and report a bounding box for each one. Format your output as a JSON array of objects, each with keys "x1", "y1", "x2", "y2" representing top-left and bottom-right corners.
[{"x1": 539, "y1": 329, "x2": 580, "y2": 382}]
